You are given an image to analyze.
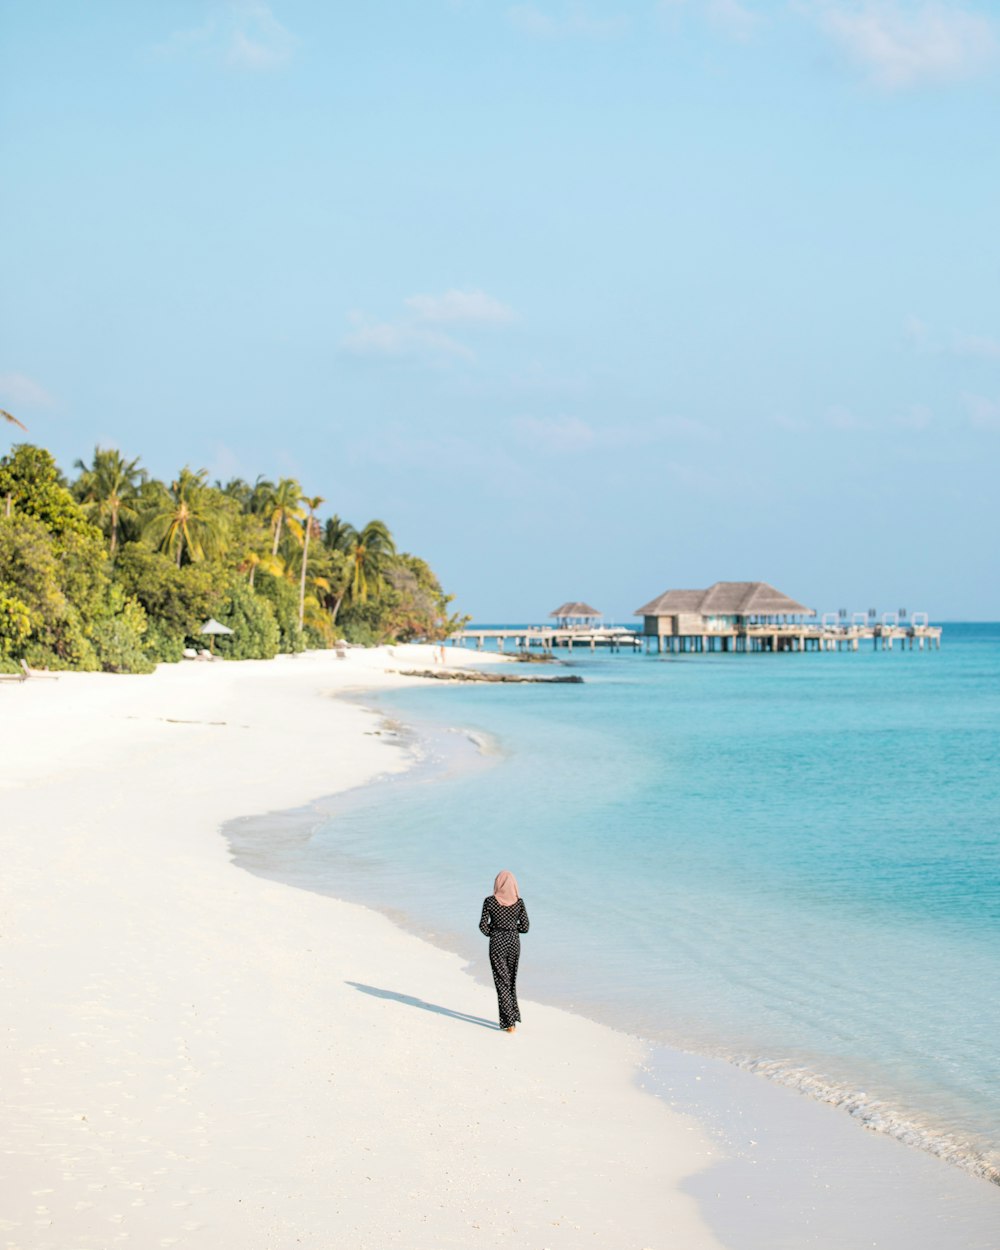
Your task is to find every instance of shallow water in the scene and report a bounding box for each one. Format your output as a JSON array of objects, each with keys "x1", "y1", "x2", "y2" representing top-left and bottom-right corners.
[{"x1": 228, "y1": 623, "x2": 1000, "y2": 1186}]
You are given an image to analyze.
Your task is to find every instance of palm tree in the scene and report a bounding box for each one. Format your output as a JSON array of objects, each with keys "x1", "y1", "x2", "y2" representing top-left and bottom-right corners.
[
  {"x1": 142, "y1": 467, "x2": 228, "y2": 566},
  {"x1": 323, "y1": 514, "x2": 353, "y2": 554},
  {"x1": 263, "y1": 477, "x2": 304, "y2": 555},
  {"x1": 217, "y1": 477, "x2": 253, "y2": 511},
  {"x1": 323, "y1": 516, "x2": 355, "y2": 623},
  {"x1": 331, "y1": 519, "x2": 396, "y2": 623},
  {"x1": 1, "y1": 411, "x2": 27, "y2": 516},
  {"x1": 298, "y1": 495, "x2": 325, "y2": 630},
  {"x1": 241, "y1": 548, "x2": 284, "y2": 588},
  {"x1": 74, "y1": 447, "x2": 145, "y2": 556},
  {"x1": 249, "y1": 475, "x2": 275, "y2": 515}
]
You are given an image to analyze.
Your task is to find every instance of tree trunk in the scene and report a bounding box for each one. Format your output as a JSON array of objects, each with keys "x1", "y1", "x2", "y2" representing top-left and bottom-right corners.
[
  {"x1": 298, "y1": 525, "x2": 310, "y2": 631},
  {"x1": 272, "y1": 515, "x2": 282, "y2": 556},
  {"x1": 330, "y1": 588, "x2": 346, "y2": 625},
  {"x1": 110, "y1": 503, "x2": 118, "y2": 557}
]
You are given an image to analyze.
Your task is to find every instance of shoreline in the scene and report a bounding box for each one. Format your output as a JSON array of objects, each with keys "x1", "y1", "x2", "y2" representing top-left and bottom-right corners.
[
  {"x1": 0, "y1": 647, "x2": 727, "y2": 1250},
  {"x1": 6, "y1": 646, "x2": 999, "y2": 1248},
  {"x1": 223, "y1": 674, "x2": 1000, "y2": 1248}
]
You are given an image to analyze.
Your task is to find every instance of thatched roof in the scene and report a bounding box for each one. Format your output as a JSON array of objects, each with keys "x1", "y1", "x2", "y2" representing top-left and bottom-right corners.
[
  {"x1": 550, "y1": 601, "x2": 601, "y2": 618},
  {"x1": 635, "y1": 582, "x2": 812, "y2": 617},
  {"x1": 633, "y1": 589, "x2": 705, "y2": 616}
]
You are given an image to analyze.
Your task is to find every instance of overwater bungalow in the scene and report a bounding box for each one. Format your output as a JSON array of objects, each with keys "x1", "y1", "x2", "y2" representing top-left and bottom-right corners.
[
  {"x1": 550, "y1": 601, "x2": 602, "y2": 629},
  {"x1": 636, "y1": 581, "x2": 812, "y2": 636},
  {"x1": 635, "y1": 581, "x2": 815, "y2": 652},
  {"x1": 633, "y1": 581, "x2": 940, "y2": 652}
]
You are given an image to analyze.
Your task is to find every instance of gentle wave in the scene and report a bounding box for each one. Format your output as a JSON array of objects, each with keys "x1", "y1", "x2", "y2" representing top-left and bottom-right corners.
[
  {"x1": 731, "y1": 1054, "x2": 1000, "y2": 1185},
  {"x1": 450, "y1": 726, "x2": 505, "y2": 757}
]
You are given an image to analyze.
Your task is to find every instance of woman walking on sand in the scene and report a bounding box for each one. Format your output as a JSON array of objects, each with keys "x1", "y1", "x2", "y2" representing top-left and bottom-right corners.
[{"x1": 479, "y1": 871, "x2": 530, "y2": 1033}]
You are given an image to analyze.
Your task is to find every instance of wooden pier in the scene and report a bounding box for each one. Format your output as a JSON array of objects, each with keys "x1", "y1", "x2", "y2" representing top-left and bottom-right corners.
[
  {"x1": 451, "y1": 623, "x2": 942, "y2": 654},
  {"x1": 451, "y1": 627, "x2": 643, "y2": 653},
  {"x1": 454, "y1": 585, "x2": 941, "y2": 656},
  {"x1": 640, "y1": 623, "x2": 942, "y2": 653}
]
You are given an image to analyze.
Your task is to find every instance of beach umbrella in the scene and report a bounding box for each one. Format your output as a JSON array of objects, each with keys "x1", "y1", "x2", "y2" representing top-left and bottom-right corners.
[{"x1": 199, "y1": 617, "x2": 234, "y2": 653}]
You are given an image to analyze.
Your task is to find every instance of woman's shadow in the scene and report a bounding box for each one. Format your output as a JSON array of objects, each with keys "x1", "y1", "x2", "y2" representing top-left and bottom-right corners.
[{"x1": 346, "y1": 982, "x2": 497, "y2": 1030}]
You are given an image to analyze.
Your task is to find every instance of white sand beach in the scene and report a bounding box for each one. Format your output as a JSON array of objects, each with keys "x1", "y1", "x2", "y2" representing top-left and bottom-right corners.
[{"x1": 1, "y1": 648, "x2": 726, "y2": 1250}]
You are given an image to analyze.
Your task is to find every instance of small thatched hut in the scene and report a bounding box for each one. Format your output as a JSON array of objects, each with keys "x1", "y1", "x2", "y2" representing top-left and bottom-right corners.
[
  {"x1": 550, "y1": 601, "x2": 602, "y2": 628},
  {"x1": 634, "y1": 581, "x2": 813, "y2": 638}
]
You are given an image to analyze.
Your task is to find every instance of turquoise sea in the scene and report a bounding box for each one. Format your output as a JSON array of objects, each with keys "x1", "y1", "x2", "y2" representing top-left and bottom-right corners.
[{"x1": 230, "y1": 623, "x2": 1000, "y2": 1185}]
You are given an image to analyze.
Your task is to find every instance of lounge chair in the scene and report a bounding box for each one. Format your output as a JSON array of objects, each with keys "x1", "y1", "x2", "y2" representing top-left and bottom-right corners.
[{"x1": 20, "y1": 659, "x2": 59, "y2": 680}]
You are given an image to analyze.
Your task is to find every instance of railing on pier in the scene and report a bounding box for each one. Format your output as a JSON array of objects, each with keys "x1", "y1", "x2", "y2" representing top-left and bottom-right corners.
[
  {"x1": 450, "y1": 623, "x2": 942, "y2": 655},
  {"x1": 450, "y1": 626, "x2": 643, "y2": 653},
  {"x1": 644, "y1": 623, "x2": 942, "y2": 653}
]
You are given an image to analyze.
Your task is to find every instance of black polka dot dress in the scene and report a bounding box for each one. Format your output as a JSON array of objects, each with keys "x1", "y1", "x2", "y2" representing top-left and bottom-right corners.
[{"x1": 479, "y1": 895, "x2": 530, "y2": 1030}]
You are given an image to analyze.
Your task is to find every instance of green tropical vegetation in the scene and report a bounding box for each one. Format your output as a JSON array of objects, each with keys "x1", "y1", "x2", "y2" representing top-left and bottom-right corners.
[{"x1": 0, "y1": 441, "x2": 467, "y2": 674}]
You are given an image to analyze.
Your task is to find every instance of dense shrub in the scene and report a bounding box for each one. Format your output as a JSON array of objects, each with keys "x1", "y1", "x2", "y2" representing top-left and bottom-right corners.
[
  {"x1": 0, "y1": 445, "x2": 95, "y2": 537},
  {"x1": 142, "y1": 621, "x2": 186, "y2": 664},
  {"x1": 337, "y1": 554, "x2": 465, "y2": 644},
  {"x1": 115, "y1": 543, "x2": 221, "y2": 658},
  {"x1": 0, "y1": 513, "x2": 100, "y2": 668},
  {"x1": 255, "y1": 570, "x2": 304, "y2": 653},
  {"x1": 89, "y1": 587, "x2": 155, "y2": 674},
  {"x1": 338, "y1": 617, "x2": 381, "y2": 647},
  {"x1": 213, "y1": 581, "x2": 280, "y2": 660},
  {"x1": 0, "y1": 590, "x2": 31, "y2": 659}
]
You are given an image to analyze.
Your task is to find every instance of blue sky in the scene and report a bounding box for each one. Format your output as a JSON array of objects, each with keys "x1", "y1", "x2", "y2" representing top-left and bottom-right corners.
[{"x1": 2, "y1": 1, "x2": 998, "y2": 620}]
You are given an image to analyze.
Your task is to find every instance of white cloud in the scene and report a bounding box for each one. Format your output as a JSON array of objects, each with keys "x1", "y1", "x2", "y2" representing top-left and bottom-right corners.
[
  {"x1": 227, "y1": 2, "x2": 296, "y2": 69},
  {"x1": 904, "y1": 317, "x2": 1000, "y2": 360},
  {"x1": 343, "y1": 289, "x2": 514, "y2": 364},
  {"x1": 405, "y1": 289, "x2": 515, "y2": 325},
  {"x1": 157, "y1": 1, "x2": 296, "y2": 71},
  {"x1": 814, "y1": 1, "x2": 997, "y2": 90},
  {"x1": 342, "y1": 314, "x2": 473, "y2": 362},
  {"x1": 954, "y1": 332, "x2": 1000, "y2": 360},
  {"x1": 506, "y1": 4, "x2": 628, "y2": 38},
  {"x1": 964, "y1": 393, "x2": 1000, "y2": 431},
  {"x1": 0, "y1": 372, "x2": 54, "y2": 408}
]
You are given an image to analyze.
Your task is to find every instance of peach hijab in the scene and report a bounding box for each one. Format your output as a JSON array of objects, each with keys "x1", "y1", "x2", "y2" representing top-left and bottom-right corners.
[{"x1": 493, "y1": 870, "x2": 520, "y2": 906}]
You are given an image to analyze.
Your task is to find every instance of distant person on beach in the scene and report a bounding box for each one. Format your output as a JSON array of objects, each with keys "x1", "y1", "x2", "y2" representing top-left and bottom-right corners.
[{"x1": 479, "y1": 871, "x2": 530, "y2": 1033}]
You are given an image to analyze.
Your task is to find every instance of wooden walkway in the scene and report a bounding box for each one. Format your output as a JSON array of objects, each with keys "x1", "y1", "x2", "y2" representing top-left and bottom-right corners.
[
  {"x1": 642, "y1": 624, "x2": 942, "y2": 653},
  {"x1": 451, "y1": 627, "x2": 642, "y2": 653},
  {"x1": 451, "y1": 625, "x2": 942, "y2": 654}
]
